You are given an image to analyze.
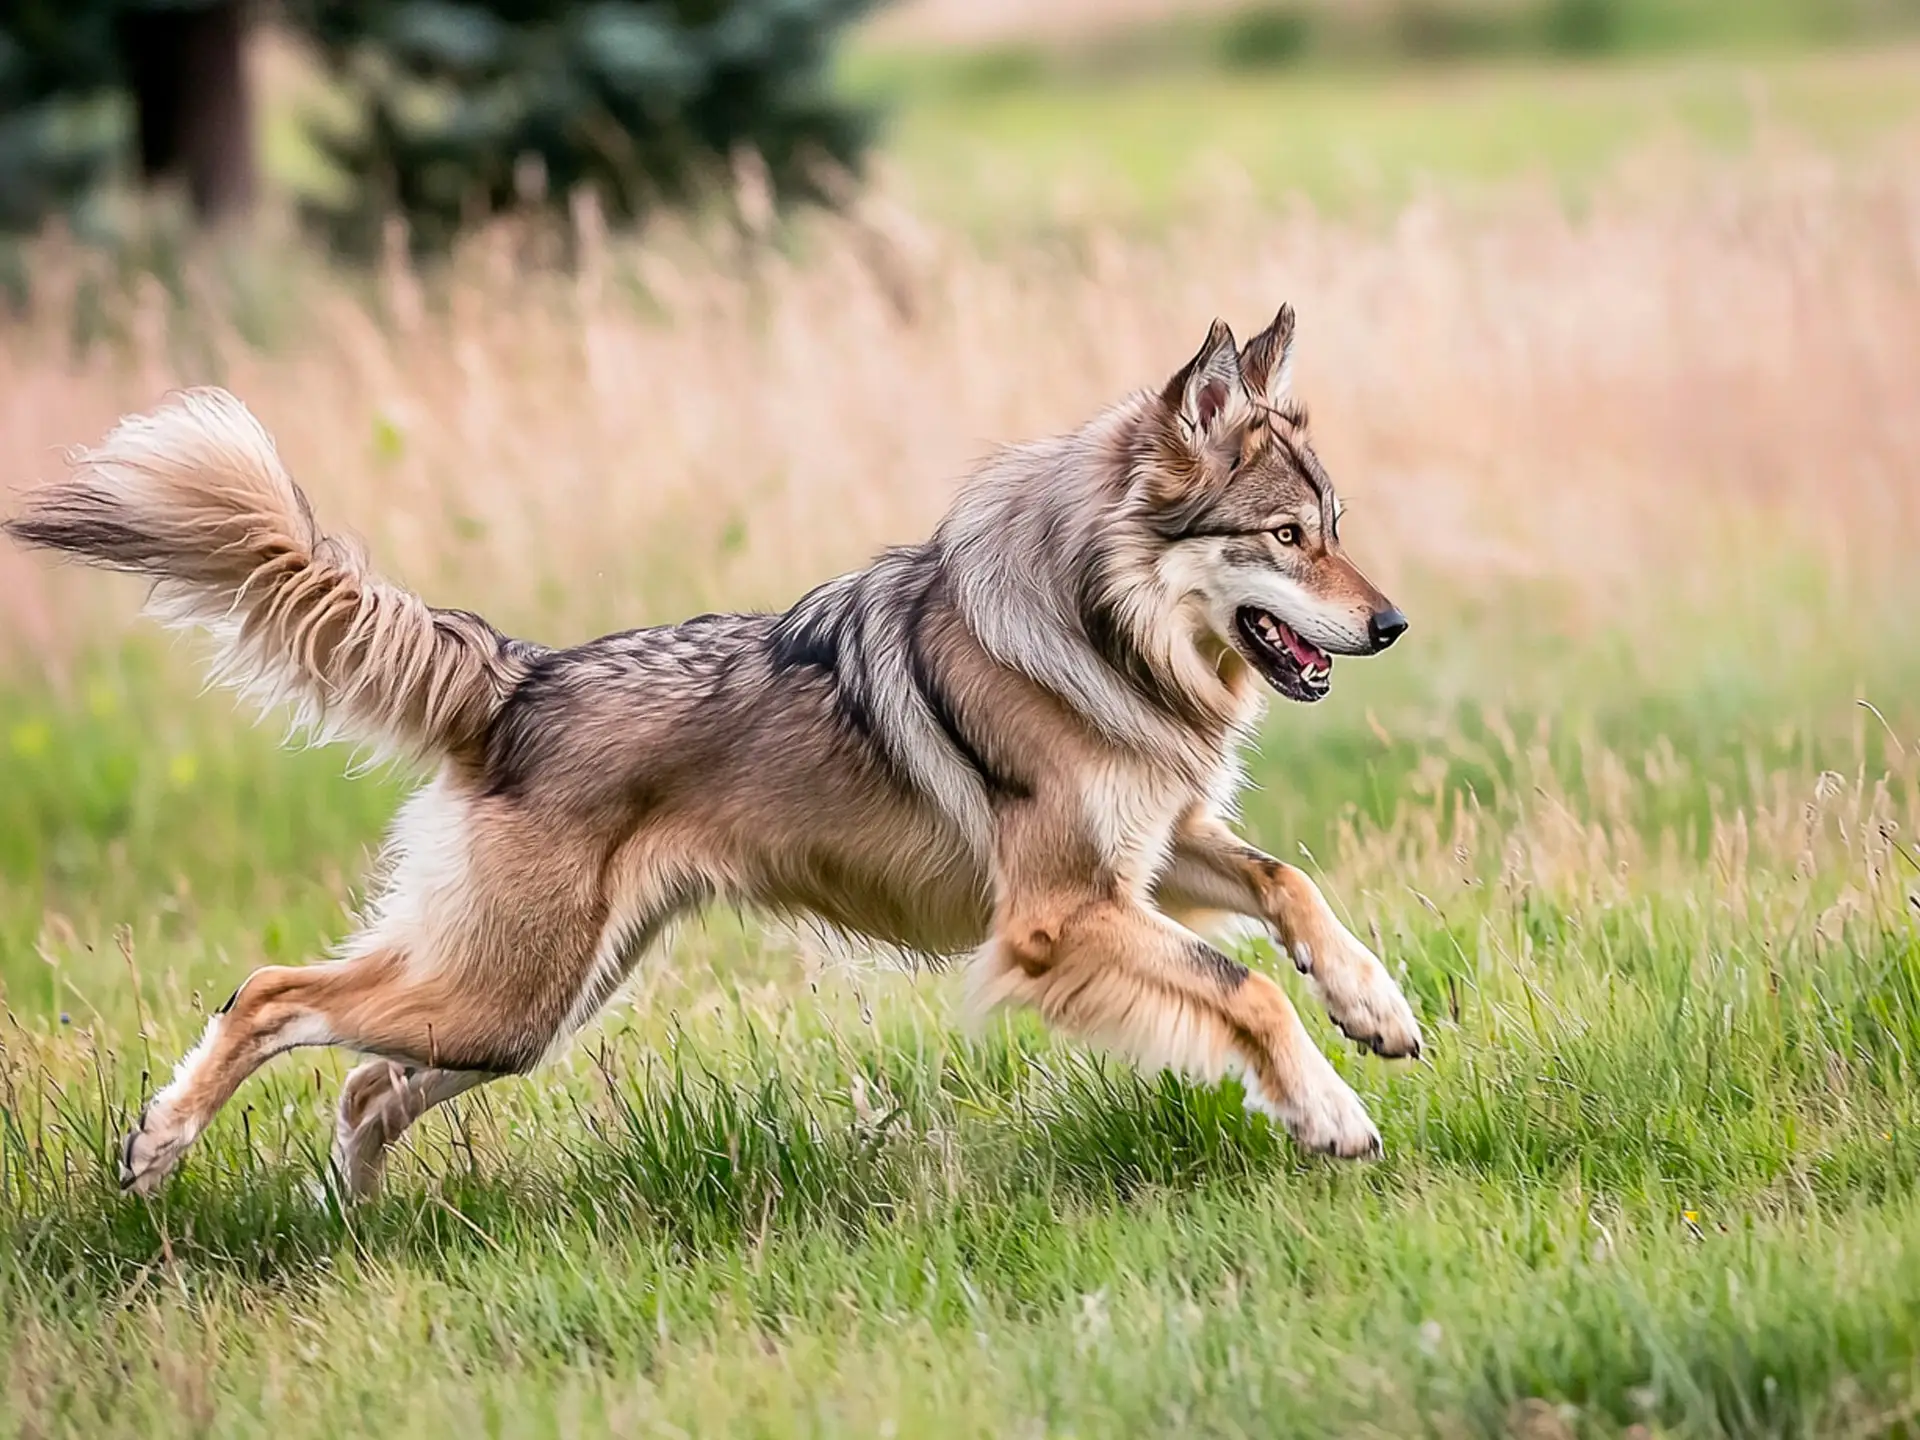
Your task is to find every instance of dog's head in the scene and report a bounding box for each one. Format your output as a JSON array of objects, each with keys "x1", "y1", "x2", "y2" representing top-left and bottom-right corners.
[{"x1": 1135, "y1": 309, "x2": 1406, "y2": 704}]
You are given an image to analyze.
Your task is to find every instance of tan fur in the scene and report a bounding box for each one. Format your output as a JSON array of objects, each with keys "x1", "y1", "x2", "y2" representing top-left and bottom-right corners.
[
  {"x1": 6, "y1": 389, "x2": 527, "y2": 759},
  {"x1": 7, "y1": 309, "x2": 1422, "y2": 1197}
]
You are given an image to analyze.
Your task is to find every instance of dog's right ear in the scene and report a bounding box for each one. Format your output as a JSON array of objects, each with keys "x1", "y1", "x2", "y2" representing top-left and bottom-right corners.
[
  {"x1": 1238, "y1": 303, "x2": 1298, "y2": 409},
  {"x1": 1159, "y1": 319, "x2": 1246, "y2": 444}
]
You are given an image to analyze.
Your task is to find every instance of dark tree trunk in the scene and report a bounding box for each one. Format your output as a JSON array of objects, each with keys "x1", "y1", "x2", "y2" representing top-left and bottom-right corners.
[{"x1": 120, "y1": 1, "x2": 256, "y2": 223}]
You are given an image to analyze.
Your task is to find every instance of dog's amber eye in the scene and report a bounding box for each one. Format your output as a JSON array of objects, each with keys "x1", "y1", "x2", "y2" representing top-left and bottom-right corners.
[{"x1": 1274, "y1": 524, "x2": 1302, "y2": 547}]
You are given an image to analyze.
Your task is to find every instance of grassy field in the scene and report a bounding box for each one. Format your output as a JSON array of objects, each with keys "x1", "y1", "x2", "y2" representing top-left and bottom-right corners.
[
  {"x1": 863, "y1": 44, "x2": 1920, "y2": 226},
  {"x1": 7, "y1": 27, "x2": 1920, "y2": 1440}
]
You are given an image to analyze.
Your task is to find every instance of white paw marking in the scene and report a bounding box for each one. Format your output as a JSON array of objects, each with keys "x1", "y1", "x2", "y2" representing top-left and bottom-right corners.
[
  {"x1": 331, "y1": 1116, "x2": 392, "y2": 1202},
  {"x1": 119, "y1": 1105, "x2": 198, "y2": 1195},
  {"x1": 1246, "y1": 1047, "x2": 1382, "y2": 1160},
  {"x1": 1308, "y1": 922, "x2": 1422, "y2": 1060}
]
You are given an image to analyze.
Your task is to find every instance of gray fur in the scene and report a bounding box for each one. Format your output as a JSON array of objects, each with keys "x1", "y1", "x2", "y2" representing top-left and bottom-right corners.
[{"x1": 9, "y1": 311, "x2": 1424, "y2": 1197}]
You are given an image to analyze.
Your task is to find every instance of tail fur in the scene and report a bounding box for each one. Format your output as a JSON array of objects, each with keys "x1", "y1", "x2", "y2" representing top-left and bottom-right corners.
[{"x1": 5, "y1": 388, "x2": 525, "y2": 760}]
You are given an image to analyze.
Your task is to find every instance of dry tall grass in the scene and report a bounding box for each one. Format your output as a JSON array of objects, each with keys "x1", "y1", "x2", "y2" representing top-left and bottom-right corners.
[{"x1": 2, "y1": 143, "x2": 1916, "y2": 682}]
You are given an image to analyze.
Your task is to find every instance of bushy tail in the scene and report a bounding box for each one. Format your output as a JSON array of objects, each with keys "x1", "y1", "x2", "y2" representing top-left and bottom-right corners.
[{"x1": 6, "y1": 388, "x2": 526, "y2": 760}]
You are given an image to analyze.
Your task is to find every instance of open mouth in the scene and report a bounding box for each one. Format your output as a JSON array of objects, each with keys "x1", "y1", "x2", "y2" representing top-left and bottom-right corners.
[{"x1": 1234, "y1": 607, "x2": 1333, "y2": 703}]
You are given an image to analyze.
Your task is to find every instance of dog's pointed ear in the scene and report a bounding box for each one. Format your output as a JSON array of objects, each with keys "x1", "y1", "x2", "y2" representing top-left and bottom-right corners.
[
  {"x1": 1239, "y1": 303, "x2": 1298, "y2": 408},
  {"x1": 1160, "y1": 319, "x2": 1246, "y2": 443},
  {"x1": 1144, "y1": 320, "x2": 1252, "y2": 513}
]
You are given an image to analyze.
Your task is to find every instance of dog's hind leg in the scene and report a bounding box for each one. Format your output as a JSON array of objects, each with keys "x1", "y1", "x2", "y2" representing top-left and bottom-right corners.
[
  {"x1": 332, "y1": 1062, "x2": 494, "y2": 1200},
  {"x1": 971, "y1": 891, "x2": 1382, "y2": 1158},
  {"x1": 118, "y1": 952, "x2": 552, "y2": 1195},
  {"x1": 326, "y1": 878, "x2": 695, "y2": 1200}
]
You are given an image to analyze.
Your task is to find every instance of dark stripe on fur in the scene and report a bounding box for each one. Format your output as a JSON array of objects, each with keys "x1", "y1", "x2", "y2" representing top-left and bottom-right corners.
[
  {"x1": 764, "y1": 595, "x2": 840, "y2": 674},
  {"x1": 1169, "y1": 522, "x2": 1267, "y2": 543},
  {"x1": 904, "y1": 575, "x2": 1030, "y2": 802},
  {"x1": 1194, "y1": 941, "x2": 1250, "y2": 991},
  {"x1": 1236, "y1": 844, "x2": 1283, "y2": 877},
  {"x1": 767, "y1": 575, "x2": 915, "y2": 795},
  {"x1": 1275, "y1": 431, "x2": 1329, "y2": 511},
  {"x1": 1077, "y1": 571, "x2": 1215, "y2": 730},
  {"x1": 480, "y1": 647, "x2": 569, "y2": 797},
  {"x1": 769, "y1": 587, "x2": 881, "y2": 746},
  {"x1": 3, "y1": 512, "x2": 165, "y2": 567}
]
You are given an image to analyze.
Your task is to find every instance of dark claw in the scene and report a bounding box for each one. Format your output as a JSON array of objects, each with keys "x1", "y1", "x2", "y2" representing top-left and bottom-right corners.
[
  {"x1": 1367, "y1": 1033, "x2": 1425, "y2": 1061},
  {"x1": 1329, "y1": 1132, "x2": 1385, "y2": 1161},
  {"x1": 1337, "y1": 1021, "x2": 1426, "y2": 1062},
  {"x1": 118, "y1": 1106, "x2": 150, "y2": 1191}
]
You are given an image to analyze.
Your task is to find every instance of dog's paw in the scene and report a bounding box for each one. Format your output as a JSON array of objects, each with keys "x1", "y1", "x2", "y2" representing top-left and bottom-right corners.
[
  {"x1": 1295, "y1": 927, "x2": 1423, "y2": 1061},
  {"x1": 332, "y1": 1061, "x2": 406, "y2": 1202},
  {"x1": 119, "y1": 1106, "x2": 193, "y2": 1196},
  {"x1": 1245, "y1": 1055, "x2": 1383, "y2": 1160},
  {"x1": 330, "y1": 1121, "x2": 391, "y2": 1203},
  {"x1": 332, "y1": 1100, "x2": 406, "y2": 1203}
]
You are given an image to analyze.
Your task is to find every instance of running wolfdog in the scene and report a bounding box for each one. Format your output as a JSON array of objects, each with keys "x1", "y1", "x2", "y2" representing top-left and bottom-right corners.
[{"x1": 7, "y1": 307, "x2": 1421, "y2": 1197}]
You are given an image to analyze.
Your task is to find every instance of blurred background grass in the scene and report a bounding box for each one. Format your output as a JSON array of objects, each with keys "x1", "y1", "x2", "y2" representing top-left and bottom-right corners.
[
  {"x1": 247, "y1": 1, "x2": 1920, "y2": 224},
  {"x1": 849, "y1": 0, "x2": 1920, "y2": 224}
]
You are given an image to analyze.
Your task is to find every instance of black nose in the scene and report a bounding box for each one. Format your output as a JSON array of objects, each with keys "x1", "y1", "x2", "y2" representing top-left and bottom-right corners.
[{"x1": 1368, "y1": 607, "x2": 1408, "y2": 652}]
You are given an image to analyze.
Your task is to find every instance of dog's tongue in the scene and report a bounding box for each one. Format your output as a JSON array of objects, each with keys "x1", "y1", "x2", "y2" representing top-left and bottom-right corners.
[{"x1": 1281, "y1": 624, "x2": 1329, "y2": 670}]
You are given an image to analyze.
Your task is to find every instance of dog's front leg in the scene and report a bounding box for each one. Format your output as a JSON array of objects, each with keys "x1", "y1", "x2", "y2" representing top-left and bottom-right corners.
[
  {"x1": 1155, "y1": 814, "x2": 1422, "y2": 1060},
  {"x1": 968, "y1": 813, "x2": 1381, "y2": 1158},
  {"x1": 970, "y1": 889, "x2": 1381, "y2": 1157}
]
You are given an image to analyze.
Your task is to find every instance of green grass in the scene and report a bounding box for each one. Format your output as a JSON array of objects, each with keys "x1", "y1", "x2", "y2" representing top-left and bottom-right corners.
[
  {"x1": 252, "y1": 18, "x2": 1920, "y2": 230},
  {"x1": 16, "y1": 13, "x2": 1920, "y2": 1425},
  {"x1": 837, "y1": 0, "x2": 1920, "y2": 230},
  {"x1": 856, "y1": 45, "x2": 1920, "y2": 228},
  {"x1": 11, "y1": 6, "x2": 1920, "y2": 1429},
  {"x1": 4, "y1": 599, "x2": 1919, "y2": 1435}
]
